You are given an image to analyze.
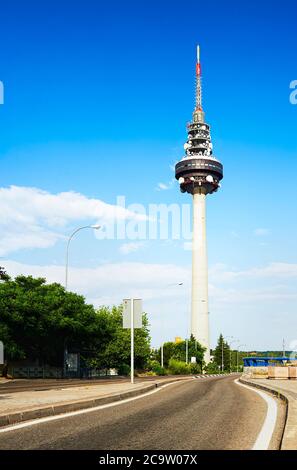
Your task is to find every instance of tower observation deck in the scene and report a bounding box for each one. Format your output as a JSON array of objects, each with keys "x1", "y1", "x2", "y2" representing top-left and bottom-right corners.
[
  {"x1": 175, "y1": 46, "x2": 223, "y2": 363},
  {"x1": 175, "y1": 46, "x2": 223, "y2": 195}
]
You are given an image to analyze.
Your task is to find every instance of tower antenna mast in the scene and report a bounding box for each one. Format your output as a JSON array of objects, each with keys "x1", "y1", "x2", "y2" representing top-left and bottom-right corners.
[{"x1": 196, "y1": 45, "x2": 202, "y2": 111}]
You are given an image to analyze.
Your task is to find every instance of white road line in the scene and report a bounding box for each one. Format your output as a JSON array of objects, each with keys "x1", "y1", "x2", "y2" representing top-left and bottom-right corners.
[
  {"x1": 0, "y1": 380, "x2": 191, "y2": 434},
  {"x1": 235, "y1": 379, "x2": 278, "y2": 450}
]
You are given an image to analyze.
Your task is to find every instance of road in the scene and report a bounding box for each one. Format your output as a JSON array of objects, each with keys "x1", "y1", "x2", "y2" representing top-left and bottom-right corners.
[
  {"x1": 0, "y1": 375, "x2": 281, "y2": 450},
  {"x1": 0, "y1": 375, "x2": 186, "y2": 394},
  {"x1": 0, "y1": 377, "x2": 128, "y2": 394}
]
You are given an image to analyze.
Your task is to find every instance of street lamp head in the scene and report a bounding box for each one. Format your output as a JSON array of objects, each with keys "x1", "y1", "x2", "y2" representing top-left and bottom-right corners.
[{"x1": 91, "y1": 224, "x2": 101, "y2": 230}]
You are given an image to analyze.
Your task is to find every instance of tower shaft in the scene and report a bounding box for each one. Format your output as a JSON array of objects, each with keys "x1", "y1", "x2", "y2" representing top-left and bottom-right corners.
[{"x1": 192, "y1": 191, "x2": 210, "y2": 363}]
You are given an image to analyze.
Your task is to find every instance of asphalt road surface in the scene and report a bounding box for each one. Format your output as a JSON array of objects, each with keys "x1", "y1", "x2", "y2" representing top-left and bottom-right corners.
[
  {"x1": 0, "y1": 375, "x2": 185, "y2": 394},
  {"x1": 0, "y1": 377, "x2": 128, "y2": 394},
  {"x1": 0, "y1": 375, "x2": 281, "y2": 450}
]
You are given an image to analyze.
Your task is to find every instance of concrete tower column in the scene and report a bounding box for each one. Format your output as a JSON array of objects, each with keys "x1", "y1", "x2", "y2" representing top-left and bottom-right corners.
[{"x1": 192, "y1": 190, "x2": 210, "y2": 363}]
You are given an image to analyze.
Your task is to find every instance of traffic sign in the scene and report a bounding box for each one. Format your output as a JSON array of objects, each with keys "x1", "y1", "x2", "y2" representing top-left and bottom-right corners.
[{"x1": 123, "y1": 299, "x2": 143, "y2": 329}]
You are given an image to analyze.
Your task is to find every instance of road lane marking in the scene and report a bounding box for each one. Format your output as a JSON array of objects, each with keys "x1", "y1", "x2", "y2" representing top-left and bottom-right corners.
[
  {"x1": 235, "y1": 379, "x2": 278, "y2": 450},
  {"x1": 0, "y1": 380, "x2": 193, "y2": 434}
]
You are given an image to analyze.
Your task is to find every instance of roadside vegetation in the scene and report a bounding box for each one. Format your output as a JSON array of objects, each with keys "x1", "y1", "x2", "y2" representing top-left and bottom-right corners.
[
  {"x1": 0, "y1": 267, "x2": 245, "y2": 377},
  {"x1": 0, "y1": 270, "x2": 150, "y2": 376}
]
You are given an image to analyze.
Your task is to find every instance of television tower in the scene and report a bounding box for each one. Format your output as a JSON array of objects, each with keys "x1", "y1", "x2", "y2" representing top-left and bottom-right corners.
[{"x1": 175, "y1": 46, "x2": 223, "y2": 363}]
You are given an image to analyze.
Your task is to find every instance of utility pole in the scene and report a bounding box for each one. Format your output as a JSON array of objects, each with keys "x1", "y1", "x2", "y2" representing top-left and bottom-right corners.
[
  {"x1": 160, "y1": 282, "x2": 183, "y2": 369},
  {"x1": 283, "y1": 338, "x2": 286, "y2": 358},
  {"x1": 221, "y1": 336, "x2": 224, "y2": 373},
  {"x1": 237, "y1": 344, "x2": 247, "y2": 373},
  {"x1": 186, "y1": 338, "x2": 189, "y2": 364},
  {"x1": 229, "y1": 339, "x2": 239, "y2": 372}
]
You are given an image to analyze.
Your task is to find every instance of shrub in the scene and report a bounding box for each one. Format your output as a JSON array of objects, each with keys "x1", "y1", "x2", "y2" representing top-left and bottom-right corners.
[
  {"x1": 189, "y1": 363, "x2": 201, "y2": 374},
  {"x1": 168, "y1": 358, "x2": 190, "y2": 375},
  {"x1": 204, "y1": 361, "x2": 220, "y2": 374},
  {"x1": 154, "y1": 365, "x2": 166, "y2": 375},
  {"x1": 144, "y1": 371, "x2": 156, "y2": 376},
  {"x1": 118, "y1": 363, "x2": 130, "y2": 376},
  {"x1": 148, "y1": 360, "x2": 167, "y2": 376}
]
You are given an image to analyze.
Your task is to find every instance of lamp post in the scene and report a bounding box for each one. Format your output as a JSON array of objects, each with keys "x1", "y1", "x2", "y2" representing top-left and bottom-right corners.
[
  {"x1": 221, "y1": 336, "x2": 224, "y2": 373},
  {"x1": 63, "y1": 224, "x2": 100, "y2": 378},
  {"x1": 65, "y1": 224, "x2": 101, "y2": 290},
  {"x1": 160, "y1": 282, "x2": 184, "y2": 368},
  {"x1": 237, "y1": 344, "x2": 247, "y2": 373},
  {"x1": 221, "y1": 335, "x2": 233, "y2": 373},
  {"x1": 229, "y1": 339, "x2": 239, "y2": 372}
]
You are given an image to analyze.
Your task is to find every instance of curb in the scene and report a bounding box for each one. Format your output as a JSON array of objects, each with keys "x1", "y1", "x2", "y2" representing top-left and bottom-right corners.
[
  {"x1": 239, "y1": 376, "x2": 293, "y2": 450},
  {"x1": 0, "y1": 377, "x2": 191, "y2": 429}
]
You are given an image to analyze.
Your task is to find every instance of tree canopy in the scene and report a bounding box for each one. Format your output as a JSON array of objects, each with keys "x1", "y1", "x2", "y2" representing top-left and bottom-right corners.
[
  {"x1": 152, "y1": 335, "x2": 205, "y2": 369},
  {"x1": 0, "y1": 274, "x2": 151, "y2": 372}
]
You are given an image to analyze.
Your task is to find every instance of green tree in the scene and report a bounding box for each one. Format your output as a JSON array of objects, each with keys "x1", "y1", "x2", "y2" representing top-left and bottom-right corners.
[
  {"x1": 156, "y1": 336, "x2": 205, "y2": 371},
  {"x1": 213, "y1": 334, "x2": 231, "y2": 372},
  {"x1": 0, "y1": 274, "x2": 151, "y2": 376},
  {"x1": 0, "y1": 267, "x2": 10, "y2": 281},
  {"x1": 94, "y1": 306, "x2": 151, "y2": 373},
  {"x1": 0, "y1": 275, "x2": 107, "y2": 367}
]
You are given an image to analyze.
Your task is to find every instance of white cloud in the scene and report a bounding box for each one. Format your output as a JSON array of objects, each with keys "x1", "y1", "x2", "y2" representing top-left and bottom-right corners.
[
  {"x1": 2, "y1": 259, "x2": 189, "y2": 303},
  {"x1": 253, "y1": 228, "x2": 270, "y2": 236},
  {"x1": 156, "y1": 182, "x2": 170, "y2": 191},
  {"x1": 156, "y1": 179, "x2": 175, "y2": 191},
  {"x1": 0, "y1": 186, "x2": 144, "y2": 255},
  {"x1": 2, "y1": 259, "x2": 297, "y2": 349},
  {"x1": 210, "y1": 262, "x2": 297, "y2": 282},
  {"x1": 119, "y1": 242, "x2": 147, "y2": 255}
]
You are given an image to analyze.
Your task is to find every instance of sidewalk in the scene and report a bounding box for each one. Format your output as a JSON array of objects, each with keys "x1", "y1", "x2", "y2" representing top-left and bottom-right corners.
[
  {"x1": 0, "y1": 378, "x2": 13, "y2": 384},
  {"x1": 240, "y1": 375, "x2": 297, "y2": 450},
  {"x1": 0, "y1": 376, "x2": 191, "y2": 428}
]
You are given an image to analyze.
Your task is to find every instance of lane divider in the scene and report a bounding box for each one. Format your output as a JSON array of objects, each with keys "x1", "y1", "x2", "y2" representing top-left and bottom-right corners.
[{"x1": 235, "y1": 378, "x2": 278, "y2": 450}]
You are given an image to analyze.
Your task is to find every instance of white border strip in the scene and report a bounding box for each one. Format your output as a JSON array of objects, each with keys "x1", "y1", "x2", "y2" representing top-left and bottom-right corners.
[
  {"x1": 0, "y1": 380, "x2": 189, "y2": 434},
  {"x1": 235, "y1": 379, "x2": 278, "y2": 450}
]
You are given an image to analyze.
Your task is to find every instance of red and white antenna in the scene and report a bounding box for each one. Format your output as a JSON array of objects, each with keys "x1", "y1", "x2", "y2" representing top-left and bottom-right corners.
[{"x1": 195, "y1": 44, "x2": 202, "y2": 111}]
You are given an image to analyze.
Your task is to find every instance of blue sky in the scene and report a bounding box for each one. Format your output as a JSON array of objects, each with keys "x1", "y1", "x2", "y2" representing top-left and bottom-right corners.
[{"x1": 0, "y1": 0, "x2": 296, "y2": 350}]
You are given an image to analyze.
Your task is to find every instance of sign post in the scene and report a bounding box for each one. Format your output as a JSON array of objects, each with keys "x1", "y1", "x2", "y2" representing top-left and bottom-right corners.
[
  {"x1": 0, "y1": 341, "x2": 3, "y2": 365},
  {"x1": 130, "y1": 299, "x2": 134, "y2": 384},
  {"x1": 123, "y1": 298, "x2": 142, "y2": 384}
]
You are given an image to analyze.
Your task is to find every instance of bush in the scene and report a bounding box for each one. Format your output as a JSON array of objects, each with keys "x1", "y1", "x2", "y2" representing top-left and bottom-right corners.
[
  {"x1": 148, "y1": 360, "x2": 167, "y2": 376},
  {"x1": 154, "y1": 365, "x2": 166, "y2": 376},
  {"x1": 189, "y1": 363, "x2": 201, "y2": 374},
  {"x1": 204, "y1": 361, "x2": 220, "y2": 374},
  {"x1": 118, "y1": 363, "x2": 130, "y2": 376},
  {"x1": 168, "y1": 358, "x2": 190, "y2": 375}
]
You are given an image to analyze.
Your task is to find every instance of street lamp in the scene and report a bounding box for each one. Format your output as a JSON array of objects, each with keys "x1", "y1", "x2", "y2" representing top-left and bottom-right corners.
[
  {"x1": 65, "y1": 224, "x2": 101, "y2": 290},
  {"x1": 160, "y1": 282, "x2": 184, "y2": 368},
  {"x1": 237, "y1": 344, "x2": 247, "y2": 373},
  {"x1": 229, "y1": 339, "x2": 240, "y2": 372},
  {"x1": 221, "y1": 335, "x2": 233, "y2": 373},
  {"x1": 63, "y1": 224, "x2": 101, "y2": 378}
]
